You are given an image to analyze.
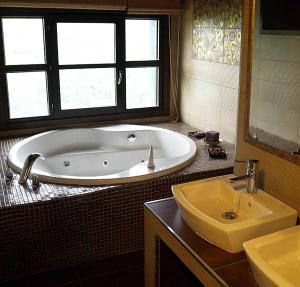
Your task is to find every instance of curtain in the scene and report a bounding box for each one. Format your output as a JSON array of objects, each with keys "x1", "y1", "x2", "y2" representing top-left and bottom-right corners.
[
  {"x1": 127, "y1": 0, "x2": 182, "y2": 14},
  {"x1": 0, "y1": 0, "x2": 127, "y2": 10},
  {"x1": 0, "y1": 0, "x2": 182, "y2": 14}
]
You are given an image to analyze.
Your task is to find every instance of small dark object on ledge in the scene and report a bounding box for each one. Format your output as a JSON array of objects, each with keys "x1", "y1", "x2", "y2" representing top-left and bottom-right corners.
[
  {"x1": 205, "y1": 131, "x2": 219, "y2": 143},
  {"x1": 208, "y1": 147, "x2": 227, "y2": 159},
  {"x1": 188, "y1": 131, "x2": 206, "y2": 140}
]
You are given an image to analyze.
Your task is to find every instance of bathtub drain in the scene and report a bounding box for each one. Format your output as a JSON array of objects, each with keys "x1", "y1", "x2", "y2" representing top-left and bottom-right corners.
[
  {"x1": 103, "y1": 160, "x2": 109, "y2": 167},
  {"x1": 127, "y1": 134, "x2": 136, "y2": 142},
  {"x1": 63, "y1": 161, "x2": 70, "y2": 167}
]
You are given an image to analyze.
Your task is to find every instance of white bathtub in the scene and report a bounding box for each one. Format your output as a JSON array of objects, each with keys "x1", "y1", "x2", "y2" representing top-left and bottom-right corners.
[{"x1": 8, "y1": 125, "x2": 197, "y2": 186}]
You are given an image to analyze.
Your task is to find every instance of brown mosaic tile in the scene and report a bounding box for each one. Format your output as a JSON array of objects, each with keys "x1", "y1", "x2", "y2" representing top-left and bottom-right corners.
[{"x1": 0, "y1": 122, "x2": 234, "y2": 282}]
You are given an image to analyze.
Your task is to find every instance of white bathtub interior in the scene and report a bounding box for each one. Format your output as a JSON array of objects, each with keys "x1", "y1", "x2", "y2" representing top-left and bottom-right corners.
[{"x1": 8, "y1": 125, "x2": 197, "y2": 185}]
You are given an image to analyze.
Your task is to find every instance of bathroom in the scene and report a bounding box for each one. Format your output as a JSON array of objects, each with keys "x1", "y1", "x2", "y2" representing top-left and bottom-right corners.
[{"x1": 0, "y1": 0, "x2": 299, "y2": 286}]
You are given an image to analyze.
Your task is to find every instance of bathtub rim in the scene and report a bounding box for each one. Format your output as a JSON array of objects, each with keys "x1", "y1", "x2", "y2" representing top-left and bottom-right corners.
[{"x1": 8, "y1": 124, "x2": 197, "y2": 186}]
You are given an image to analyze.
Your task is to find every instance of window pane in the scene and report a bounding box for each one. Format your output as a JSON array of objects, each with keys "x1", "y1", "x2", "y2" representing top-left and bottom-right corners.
[
  {"x1": 60, "y1": 68, "x2": 116, "y2": 110},
  {"x1": 126, "y1": 19, "x2": 158, "y2": 61},
  {"x1": 2, "y1": 18, "x2": 45, "y2": 65},
  {"x1": 57, "y1": 23, "x2": 115, "y2": 65},
  {"x1": 7, "y1": 72, "x2": 49, "y2": 119},
  {"x1": 126, "y1": 67, "x2": 158, "y2": 109}
]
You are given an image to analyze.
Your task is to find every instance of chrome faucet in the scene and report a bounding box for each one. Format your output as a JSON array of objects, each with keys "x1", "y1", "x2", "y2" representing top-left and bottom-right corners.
[
  {"x1": 18, "y1": 153, "x2": 45, "y2": 185},
  {"x1": 230, "y1": 159, "x2": 260, "y2": 194}
]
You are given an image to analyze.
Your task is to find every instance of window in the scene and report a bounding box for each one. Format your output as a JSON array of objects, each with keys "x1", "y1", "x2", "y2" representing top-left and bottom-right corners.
[
  {"x1": 56, "y1": 22, "x2": 117, "y2": 110},
  {"x1": 2, "y1": 18, "x2": 49, "y2": 119},
  {"x1": 0, "y1": 10, "x2": 169, "y2": 130},
  {"x1": 125, "y1": 19, "x2": 159, "y2": 109}
]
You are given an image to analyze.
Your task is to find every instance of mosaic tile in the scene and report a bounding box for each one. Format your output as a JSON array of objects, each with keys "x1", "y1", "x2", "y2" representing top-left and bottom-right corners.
[
  {"x1": 193, "y1": 28, "x2": 224, "y2": 63},
  {"x1": 224, "y1": 0, "x2": 243, "y2": 29},
  {"x1": 193, "y1": 0, "x2": 225, "y2": 28},
  {"x1": 192, "y1": 0, "x2": 243, "y2": 66},
  {"x1": 0, "y1": 122, "x2": 235, "y2": 282},
  {"x1": 223, "y1": 29, "x2": 242, "y2": 65}
]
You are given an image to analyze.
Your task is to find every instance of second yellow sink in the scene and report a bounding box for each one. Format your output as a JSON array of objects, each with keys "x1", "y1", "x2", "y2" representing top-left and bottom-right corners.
[{"x1": 244, "y1": 226, "x2": 300, "y2": 287}]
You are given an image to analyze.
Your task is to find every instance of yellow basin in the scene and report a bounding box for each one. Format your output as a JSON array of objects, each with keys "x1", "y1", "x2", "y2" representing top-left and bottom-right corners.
[
  {"x1": 244, "y1": 226, "x2": 300, "y2": 287},
  {"x1": 172, "y1": 175, "x2": 297, "y2": 253}
]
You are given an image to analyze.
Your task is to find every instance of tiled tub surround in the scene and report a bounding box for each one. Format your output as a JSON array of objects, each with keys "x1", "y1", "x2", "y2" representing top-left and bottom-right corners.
[{"x1": 0, "y1": 122, "x2": 234, "y2": 282}]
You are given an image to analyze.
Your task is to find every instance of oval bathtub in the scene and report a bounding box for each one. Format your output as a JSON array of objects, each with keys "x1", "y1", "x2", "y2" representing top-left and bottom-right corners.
[{"x1": 8, "y1": 125, "x2": 197, "y2": 186}]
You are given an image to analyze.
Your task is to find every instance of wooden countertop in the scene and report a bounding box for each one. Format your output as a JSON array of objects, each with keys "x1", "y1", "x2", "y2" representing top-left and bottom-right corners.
[{"x1": 145, "y1": 198, "x2": 259, "y2": 287}]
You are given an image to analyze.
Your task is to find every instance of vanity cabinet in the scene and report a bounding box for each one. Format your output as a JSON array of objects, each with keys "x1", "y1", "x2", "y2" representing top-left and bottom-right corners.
[
  {"x1": 144, "y1": 198, "x2": 258, "y2": 287},
  {"x1": 159, "y1": 240, "x2": 204, "y2": 287}
]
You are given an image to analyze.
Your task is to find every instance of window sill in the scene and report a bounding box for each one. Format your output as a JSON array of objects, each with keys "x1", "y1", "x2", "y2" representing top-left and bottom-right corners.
[{"x1": 0, "y1": 109, "x2": 172, "y2": 139}]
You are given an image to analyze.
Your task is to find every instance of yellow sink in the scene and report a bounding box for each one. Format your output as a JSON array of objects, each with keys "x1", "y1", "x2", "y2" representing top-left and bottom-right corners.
[
  {"x1": 244, "y1": 226, "x2": 300, "y2": 287},
  {"x1": 172, "y1": 176, "x2": 297, "y2": 253}
]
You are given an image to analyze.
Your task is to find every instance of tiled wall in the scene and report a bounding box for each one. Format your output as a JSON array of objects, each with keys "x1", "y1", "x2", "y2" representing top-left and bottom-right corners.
[
  {"x1": 193, "y1": 0, "x2": 242, "y2": 65},
  {"x1": 250, "y1": 0, "x2": 300, "y2": 145},
  {"x1": 180, "y1": 0, "x2": 242, "y2": 144}
]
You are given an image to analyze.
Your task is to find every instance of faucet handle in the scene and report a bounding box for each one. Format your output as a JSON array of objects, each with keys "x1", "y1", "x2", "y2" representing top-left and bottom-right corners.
[
  {"x1": 31, "y1": 175, "x2": 40, "y2": 190},
  {"x1": 5, "y1": 167, "x2": 13, "y2": 181},
  {"x1": 235, "y1": 159, "x2": 259, "y2": 175}
]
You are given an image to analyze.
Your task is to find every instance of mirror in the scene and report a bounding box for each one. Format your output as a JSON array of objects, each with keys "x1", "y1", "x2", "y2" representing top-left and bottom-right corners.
[{"x1": 247, "y1": 0, "x2": 300, "y2": 164}]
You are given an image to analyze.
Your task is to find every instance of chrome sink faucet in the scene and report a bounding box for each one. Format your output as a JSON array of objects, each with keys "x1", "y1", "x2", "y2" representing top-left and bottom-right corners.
[
  {"x1": 18, "y1": 153, "x2": 45, "y2": 185},
  {"x1": 230, "y1": 159, "x2": 260, "y2": 194}
]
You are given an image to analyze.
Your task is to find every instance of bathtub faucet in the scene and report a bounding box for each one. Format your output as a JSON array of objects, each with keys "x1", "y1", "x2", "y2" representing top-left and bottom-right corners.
[
  {"x1": 147, "y1": 145, "x2": 155, "y2": 169},
  {"x1": 18, "y1": 153, "x2": 45, "y2": 185}
]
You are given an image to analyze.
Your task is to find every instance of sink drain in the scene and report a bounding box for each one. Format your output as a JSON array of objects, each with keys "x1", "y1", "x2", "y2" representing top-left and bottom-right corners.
[{"x1": 221, "y1": 211, "x2": 238, "y2": 220}]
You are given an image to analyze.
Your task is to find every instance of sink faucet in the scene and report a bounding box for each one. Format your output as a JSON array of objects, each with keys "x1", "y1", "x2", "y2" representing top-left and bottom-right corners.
[
  {"x1": 18, "y1": 153, "x2": 45, "y2": 185},
  {"x1": 230, "y1": 159, "x2": 260, "y2": 194}
]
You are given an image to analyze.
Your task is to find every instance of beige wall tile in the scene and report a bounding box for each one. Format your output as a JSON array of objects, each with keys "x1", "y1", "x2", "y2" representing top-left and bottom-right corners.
[
  {"x1": 179, "y1": 0, "x2": 239, "y2": 144},
  {"x1": 181, "y1": 19, "x2": 193, "y2": 60},
  {"x1": 221, "y1": 87, "x2": 238, "y2": 113},
  {"x1": 190, "y1": 60, "x2": 225, "y2": 85},
  {"x1": 190, "y1": 79, "x2": 221, "y2": 105},
  {"x1": 261, "y1": 36, "x2": 300, "y2": 63},
  {"x1": 221, "y1": 64, "x2": 240, "y2": 89},
  {"x1": 260, "y1": 60, "x2": 300, "y2": 85}
]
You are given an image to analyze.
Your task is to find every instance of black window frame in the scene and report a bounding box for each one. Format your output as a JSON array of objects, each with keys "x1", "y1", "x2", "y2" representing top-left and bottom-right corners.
[{"x1": 0, "y1": 9, "x2": 170, "y2": 132}]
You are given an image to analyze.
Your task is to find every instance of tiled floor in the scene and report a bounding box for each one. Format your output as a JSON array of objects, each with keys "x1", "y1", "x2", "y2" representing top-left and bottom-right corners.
[{"x1": 0, "y1": 251, "x2": 144, "y2": 287}]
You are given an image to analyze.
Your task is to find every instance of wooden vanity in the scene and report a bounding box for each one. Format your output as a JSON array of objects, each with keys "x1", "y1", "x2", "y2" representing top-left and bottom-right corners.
[{"x1": 144, "y1": 198, "x2": 259, "y2": 287}]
